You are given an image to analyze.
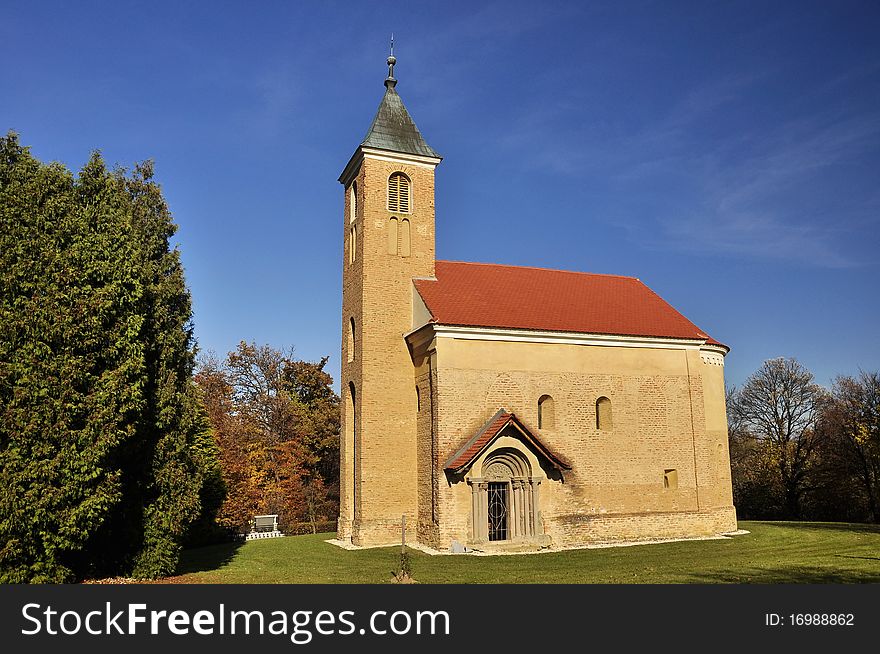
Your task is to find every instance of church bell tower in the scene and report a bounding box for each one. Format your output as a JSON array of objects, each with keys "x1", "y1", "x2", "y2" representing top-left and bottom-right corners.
[{"x1": 337, "y1": 50, "x2": 442, "y2": 545}]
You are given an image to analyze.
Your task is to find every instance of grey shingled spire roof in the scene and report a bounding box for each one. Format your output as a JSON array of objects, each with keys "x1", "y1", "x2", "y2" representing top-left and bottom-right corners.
[{"x1": 360, "y1": 53, "x2": 440, "y2": 158}]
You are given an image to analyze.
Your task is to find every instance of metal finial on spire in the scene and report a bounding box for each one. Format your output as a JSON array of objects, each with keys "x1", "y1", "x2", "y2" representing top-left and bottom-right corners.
[{"x1": 385, "y1": 34, "x2": 397, "y2": 89}]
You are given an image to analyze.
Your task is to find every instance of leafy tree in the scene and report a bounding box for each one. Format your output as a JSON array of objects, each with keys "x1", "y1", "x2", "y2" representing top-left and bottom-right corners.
[
  {"x1": 727, "y1": 383, "x2": 783, "y2": 518},
  {"x1": 0, "y1": 132, "x2": 217, "y2": 581},
  {"x1": 195, "y1": 359, "x2": 258, "y2": 534},
  {"x1": 284, "y1": 357, "x2": 340, "y2": 492},
  {"x1": 728, "y1": 358, "x2": 828, "y2": 519},
  {"x1": 196, "y1": 343, "x2": 339, "y2": 535},
  {"x1": 181, "y1": 385, "x2": 227, "y2": 547},
  {"x1": 824, "y1": 372, "x2": 880, "y2": 521}
]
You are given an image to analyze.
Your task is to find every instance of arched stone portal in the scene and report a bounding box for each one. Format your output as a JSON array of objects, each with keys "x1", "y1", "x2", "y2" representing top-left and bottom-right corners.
[
  {"x1": 468, "y1": 448, "x2": 542, "y2": 544},
  {"x1": 445, "y1": 410, "x2": 569, "y2": 549}
]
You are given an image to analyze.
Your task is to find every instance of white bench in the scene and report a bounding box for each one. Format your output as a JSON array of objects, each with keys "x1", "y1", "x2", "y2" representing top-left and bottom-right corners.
[{"x1": 245, "y1": 514, "x2": 283, "y2": 540}]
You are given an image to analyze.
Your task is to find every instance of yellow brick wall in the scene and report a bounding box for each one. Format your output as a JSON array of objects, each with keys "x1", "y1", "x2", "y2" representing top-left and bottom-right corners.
[
  {"x1": 415, "y1": 351, "x2": 440, "y2": 545},
  {"x1": 339, "y1": 153, "x2": 438, "y2": 545},
  {"x1": 423, "y1": 336, "x2": 737, "y2": 549}
]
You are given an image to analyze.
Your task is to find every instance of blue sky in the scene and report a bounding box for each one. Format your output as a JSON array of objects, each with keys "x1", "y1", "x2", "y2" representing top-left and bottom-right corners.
[{"x1": 3, "y1": 1, "x2": 879, "y2": 391}]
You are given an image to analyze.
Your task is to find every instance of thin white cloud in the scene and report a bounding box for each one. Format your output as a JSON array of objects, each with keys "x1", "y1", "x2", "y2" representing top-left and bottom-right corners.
[
  {"x1": 656, "y1": 210, "x2": 855, "y2": 268},
  {"x1": 715, "y1": 111, "x2": 880, "y2": 212},
  {"x1": 495, "y1": 68, "x2": 880, "y2": 267}
]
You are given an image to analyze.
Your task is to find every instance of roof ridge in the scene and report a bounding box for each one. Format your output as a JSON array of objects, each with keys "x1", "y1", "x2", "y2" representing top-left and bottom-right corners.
[{"x1": 436, "y1": 259, "x2": 640, "y2": 281}]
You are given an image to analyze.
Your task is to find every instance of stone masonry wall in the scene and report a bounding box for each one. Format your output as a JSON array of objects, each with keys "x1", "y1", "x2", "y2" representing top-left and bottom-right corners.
[
  {"x1": 339, "y1": 153, "x2": 437, "y2": 545},
  {"x1": 425, "y1": 337, "x2": 737, "y2": 549}
]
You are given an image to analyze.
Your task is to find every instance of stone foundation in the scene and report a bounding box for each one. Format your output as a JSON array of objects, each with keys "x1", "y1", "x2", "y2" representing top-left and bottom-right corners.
[{"x1": 546, "y1": 506, "x2": 738, "y2": 548}]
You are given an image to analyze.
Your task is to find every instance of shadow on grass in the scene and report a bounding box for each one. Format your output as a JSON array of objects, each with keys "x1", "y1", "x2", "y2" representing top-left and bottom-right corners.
[
  {"x1": 754, "y1": 520, "x2": 880, "y2": 535},
  {"x1": 174, "y1": 539, "x2": 245, "y2": 575},
  {"x1": 687, "y1": 566, "x2": 880, "y2": 584}
]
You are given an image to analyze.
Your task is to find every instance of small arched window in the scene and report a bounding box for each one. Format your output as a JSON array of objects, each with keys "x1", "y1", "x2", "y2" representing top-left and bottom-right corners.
[
  {"x1": 387, "y1": 217, "x2": 411, "y2": 256},
  {"x1": 349, "y1": 224, "x2": 357, "y2": 265},
  {"x1": 596, "y1": 396, "x2": 612, "y2": 430},
  {"x1": 388, "y1": 172, "x2": 410, "y2": 213},
  {"x1": 387, "y1": 217, "x2": 399, "y2": 254},
  {"x1": 537, "y1": 394, "x2": 555, "y2": 430},
  {"x1": 349, "y1": 182, "x2": 357, "y2": 224},
  {"x1": 347, "y1": 317, "x2": 355, "y2": 363},
  {"x1": 416, "y1": 385, "x2": 421, "y2": 412},
  {"x1": 400, "y1": 218, "x2": 411, "y2": 257}
]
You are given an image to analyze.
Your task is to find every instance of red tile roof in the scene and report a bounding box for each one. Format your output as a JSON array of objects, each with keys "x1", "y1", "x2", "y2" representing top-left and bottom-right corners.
[
  {"x1": 444, "y1": 409, "x2": 571, "y2": 474},
  {"x1": 414, "y1": 261, "x2": 725, "y2": 347}
]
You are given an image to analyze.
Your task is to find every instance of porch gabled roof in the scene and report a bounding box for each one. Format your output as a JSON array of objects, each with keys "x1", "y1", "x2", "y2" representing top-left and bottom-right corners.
[{"x1": 443, "y1": 409, "x2": 571, "y2": 475}]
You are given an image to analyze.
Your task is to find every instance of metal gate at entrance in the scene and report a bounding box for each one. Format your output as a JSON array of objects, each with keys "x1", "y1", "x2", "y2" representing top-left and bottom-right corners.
[
  {"x1": 468, "y1": 446, "x2": 546, "y2": 545},
  {"x1": 487, "y1": 482, "x2": 508, "y2": 541}
]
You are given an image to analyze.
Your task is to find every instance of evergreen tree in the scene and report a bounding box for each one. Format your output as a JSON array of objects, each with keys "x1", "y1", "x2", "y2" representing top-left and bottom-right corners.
[{"x1": 0, "y1": 132, "x2": 219, "y2": 581}]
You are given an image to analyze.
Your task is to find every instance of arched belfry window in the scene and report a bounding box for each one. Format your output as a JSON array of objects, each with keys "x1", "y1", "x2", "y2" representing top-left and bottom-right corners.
[
  {"x1": 388, "y1": 172, "x2": 410, "y2": 213},
  {"x1": 596, "y1": 396, "x2": 612, "y2": 430},
  {"x1": 349, "y1": 182, "x2": 357, "y2": 224},
  {"x1": 537, "y1": 395, "x2": 555, "y2": 430}
]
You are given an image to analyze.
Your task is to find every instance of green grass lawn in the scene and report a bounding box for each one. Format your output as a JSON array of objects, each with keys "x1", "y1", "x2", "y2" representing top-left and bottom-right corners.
[{"x1": 167, "y1": 521, "x2": 880, "y2": 584}]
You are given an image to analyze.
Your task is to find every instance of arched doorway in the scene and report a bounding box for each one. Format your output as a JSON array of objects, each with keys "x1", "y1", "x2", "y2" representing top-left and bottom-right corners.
[{"x1": 469, "y1": 448, "x2": 541, "y2": 543}]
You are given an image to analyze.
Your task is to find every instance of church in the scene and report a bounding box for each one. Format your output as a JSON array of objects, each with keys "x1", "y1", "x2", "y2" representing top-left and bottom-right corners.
[{"x1": 337, "y1": 54, "x2": 737, "y2": 550}]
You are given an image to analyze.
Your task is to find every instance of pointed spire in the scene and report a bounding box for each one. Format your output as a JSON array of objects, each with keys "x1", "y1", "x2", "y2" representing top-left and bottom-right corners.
[
  {"x1": 340, "y1": 41, "x2": 441, "y2": 180},
  {"x1": 385, "y1": 34, "x2": 397, "y2": 89},
  {"x1": 350, "y1": 42, "x2": 441, "y2": 160}
]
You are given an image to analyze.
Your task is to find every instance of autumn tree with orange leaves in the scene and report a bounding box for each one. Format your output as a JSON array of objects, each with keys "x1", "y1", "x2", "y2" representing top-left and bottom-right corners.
[{"x1": 196, "y1": 342, "x2": 339, "y2": 535}]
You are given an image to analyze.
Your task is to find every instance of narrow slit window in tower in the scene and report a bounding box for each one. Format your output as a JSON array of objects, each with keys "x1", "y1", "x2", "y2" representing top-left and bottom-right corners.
[
  {"x1": 400, "y1": 218, "x2": 411, "y2": 257},
  {"x1": 387, "y1": 217, "x2": 398, "y2": 254}
]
